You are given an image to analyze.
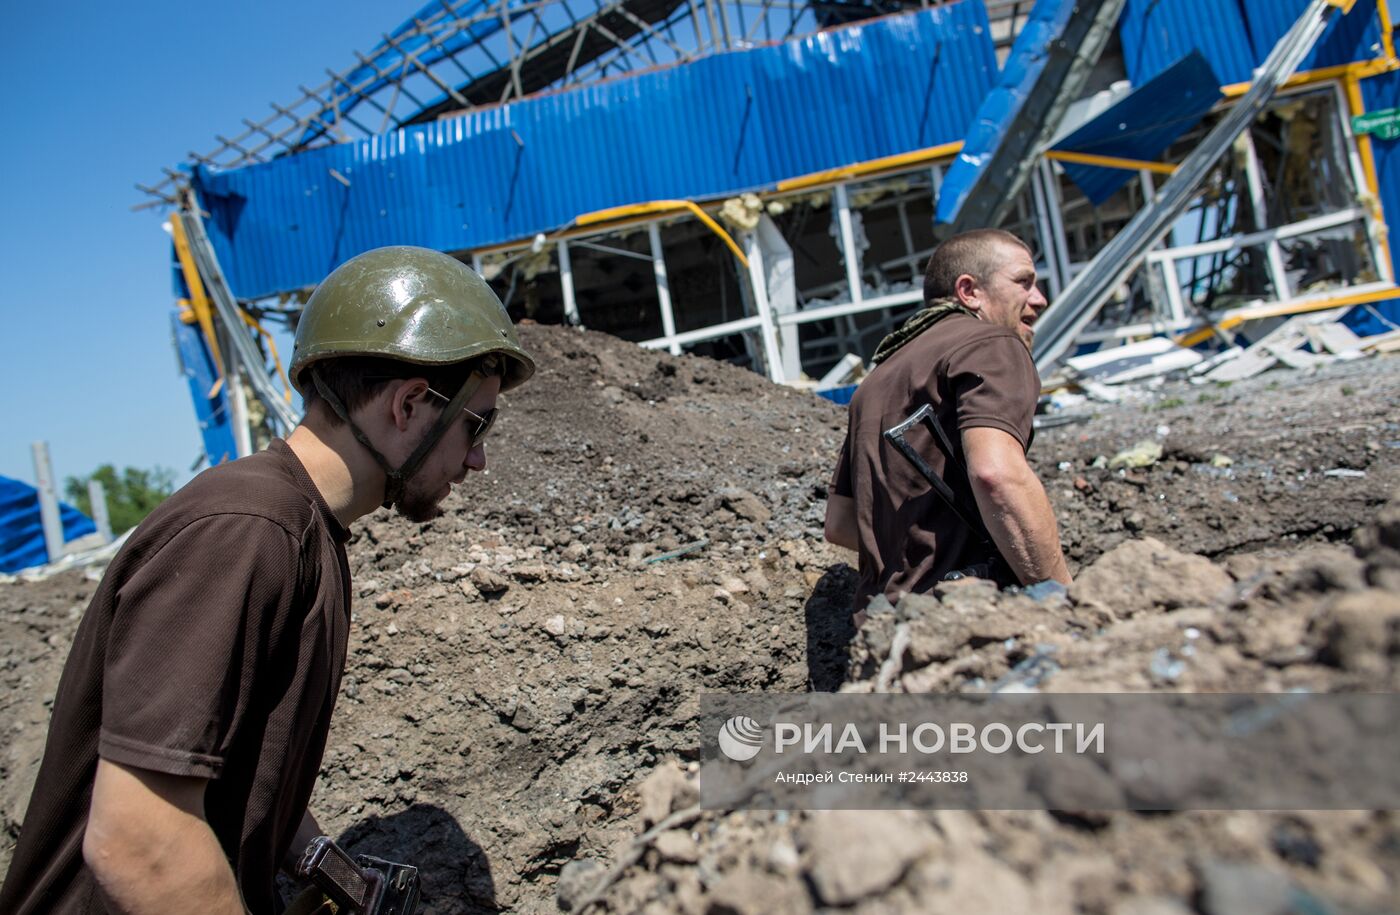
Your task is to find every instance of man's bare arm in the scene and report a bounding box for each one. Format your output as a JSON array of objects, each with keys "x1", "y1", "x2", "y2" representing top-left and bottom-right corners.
[
  {"x1": 824, "y1": 493, "x2": 859, "y2": 552},
  {"x1": 83, "y1": 759, "x2": 246, "y2": 914},
  {"x1": 962, "y1": 427, "x2": 1071, "y2": 586}
]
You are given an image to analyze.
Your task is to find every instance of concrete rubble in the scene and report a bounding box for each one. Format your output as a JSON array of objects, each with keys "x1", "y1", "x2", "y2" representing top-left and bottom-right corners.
[{"x1": 1, "y1": 324, "x2": 1398, "y2": 912}]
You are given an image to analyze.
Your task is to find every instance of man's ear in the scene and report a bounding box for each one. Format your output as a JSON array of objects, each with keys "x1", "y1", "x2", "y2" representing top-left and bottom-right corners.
[
  {"x1": 954, "y1": 273, "x2": 981, "y2": 312},
  {"x1": 388, "y1": 378, "x2": 432, "y2": 431}
]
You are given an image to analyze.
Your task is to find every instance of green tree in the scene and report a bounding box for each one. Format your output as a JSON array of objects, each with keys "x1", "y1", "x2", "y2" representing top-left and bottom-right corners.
[{"x1": 64, "y1": 465, "x2": 176, "y2": 536}]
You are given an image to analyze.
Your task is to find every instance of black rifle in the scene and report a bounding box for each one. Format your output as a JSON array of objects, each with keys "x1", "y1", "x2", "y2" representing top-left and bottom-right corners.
[
  {"x1": 882, "y1": 404, "x2": 1017, "y2": 587},
  {"x1": 296, "y1": 836, "x2": 420, "y2": 915}
]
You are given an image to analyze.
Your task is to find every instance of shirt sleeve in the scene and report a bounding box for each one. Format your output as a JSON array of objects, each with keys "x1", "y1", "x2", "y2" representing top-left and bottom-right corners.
[
  {"x1": 830, "y1": 422, "x2": 854, "y2": 498},
  {"x1": 98, "y1": 515, "x2": 301, "y2": 779},
  {"x1": 945, "y1": 333, "x2": 1039, "y2": 451}
]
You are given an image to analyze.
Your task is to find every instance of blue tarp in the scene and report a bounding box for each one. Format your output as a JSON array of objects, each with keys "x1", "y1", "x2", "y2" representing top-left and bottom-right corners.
[
  {"x1": 1051, "y1": 51, "x2": 1222, "y2": 205},
  {"x1": 0, "y1": 476, "x2": 97, "y2": 573},
  {"x1": 192, "y1": 3, "x2": 998, "y2": 301},
  {"x1": 816, "y1": 383, "x2": 858, "y2": 406}
]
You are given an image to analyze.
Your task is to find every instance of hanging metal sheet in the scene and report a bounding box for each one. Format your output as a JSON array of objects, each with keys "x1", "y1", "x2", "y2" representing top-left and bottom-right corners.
[
  {"x1": 1120, "y1": 0, "x2": 1385, "y2": 87},
  {"x1": 1244, "y1": 0, "x2": 1386, "y2": 75},
  {"x1": 1032, "y1": 0, "x2": 1344, "y2": 374},
  {"x1": 1119, "y1": 0, "x2": 1257, "y2": 86},
  {"x1": 171, "y1": 312, "x2": 239, "y2": 467},
  {"x1": 933, "y1": 0, "x2": 1127, "y2": 232},
  {"x1": 1052, "y1": 51, "x2": 1222, "y2": 205},
  {"x1": 193, "y1": 3, "x2": 998, "y2": 301}
]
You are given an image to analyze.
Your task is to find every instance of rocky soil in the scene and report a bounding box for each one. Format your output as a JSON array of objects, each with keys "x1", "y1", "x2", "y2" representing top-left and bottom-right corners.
[
  {"x1": 582, "y1": 497, "x2": 1400, "y2": 915},
  {"x1": 2, "y1": 324, "x2": 1398, "y2": 913}
]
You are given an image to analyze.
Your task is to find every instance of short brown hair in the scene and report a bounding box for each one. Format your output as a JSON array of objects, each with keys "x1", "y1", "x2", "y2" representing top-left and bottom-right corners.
[
  {"x1": 923, "y1": 229, "x2": 1032, "y2": 303},
  {"x1": 300, "y1": 355, "x2": 501, "y2": 425}
]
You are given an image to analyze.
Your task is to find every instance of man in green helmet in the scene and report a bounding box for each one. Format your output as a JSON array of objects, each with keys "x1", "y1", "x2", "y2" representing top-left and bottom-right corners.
[{"x1": 0, "y1": 247, "x2": 534, "y2": 914}]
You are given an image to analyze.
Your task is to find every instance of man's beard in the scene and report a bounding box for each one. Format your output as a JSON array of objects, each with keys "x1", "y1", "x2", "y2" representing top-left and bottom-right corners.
[{"x1": 395, "y1": 479, "x2": 446, "y2": 523}]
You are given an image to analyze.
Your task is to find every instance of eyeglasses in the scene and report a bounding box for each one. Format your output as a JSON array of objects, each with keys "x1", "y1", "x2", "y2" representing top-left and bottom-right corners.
[{"x1": 426, "y1": 387, "x2": 498, "y2": 447}]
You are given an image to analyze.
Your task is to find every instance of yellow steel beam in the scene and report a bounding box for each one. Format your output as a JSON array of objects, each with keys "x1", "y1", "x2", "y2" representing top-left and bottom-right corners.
[
  {"x1": 575, "y1": 199, "x2": 749, "y2": 268},
  {"x1": 237, "y1": 310, "x2": 294, "y2": 403},
  {"x1": 172, "y1": 218, "x2": 292, "y2": 401},
  {"x1": 1342, "y1": 71, "x2": 1394, "y2": 279},
  {"x1": 775, "y1": 141, "x2": 964, "y2": 193},
  {"x1": 1043, "y1": 149, "x2": 1178, "y2": 175},
  {"x1": 1175, "y1": 285, "x2": 1400, "y2": 347},
  {"x1": 1380, "y1": 0, "x2": 1397, "y2": 62},
  {"x1": 1220, "y1": 58, "x2": 1398, "y2": 98},
  {"x1": 169, "y1": 215, "x2": 226, "y2": 377}
]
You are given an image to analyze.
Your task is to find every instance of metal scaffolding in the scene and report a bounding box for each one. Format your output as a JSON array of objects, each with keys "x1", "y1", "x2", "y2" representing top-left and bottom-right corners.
[{"x1": 136, "y1": 0, "x2": 1039, "y2": 207}]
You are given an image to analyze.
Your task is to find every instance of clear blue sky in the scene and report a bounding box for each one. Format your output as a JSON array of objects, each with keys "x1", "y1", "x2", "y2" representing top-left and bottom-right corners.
[{"x1": 0, "y1": 0, "x2": 405, "y2": 492}]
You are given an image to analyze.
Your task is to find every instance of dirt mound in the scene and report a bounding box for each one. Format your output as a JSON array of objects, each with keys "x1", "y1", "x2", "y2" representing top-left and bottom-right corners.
[
  {"x1": 3, "y1": 329, "x2": 1399, "y2": 913},
  {"x1": 582, "y1": 500, "x2": 1400, "y2": 915}
]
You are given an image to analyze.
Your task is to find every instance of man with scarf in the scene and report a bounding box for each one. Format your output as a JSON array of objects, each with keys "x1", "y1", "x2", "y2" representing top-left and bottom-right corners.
[{"x1": 824, "y1": 228, "x2": 1071, "y2": 612}]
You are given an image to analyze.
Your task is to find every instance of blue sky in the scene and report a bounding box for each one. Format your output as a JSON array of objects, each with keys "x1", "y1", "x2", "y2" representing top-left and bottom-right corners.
[{"x1": 0, "y1": 0, "x2": 400, "y2": 491}]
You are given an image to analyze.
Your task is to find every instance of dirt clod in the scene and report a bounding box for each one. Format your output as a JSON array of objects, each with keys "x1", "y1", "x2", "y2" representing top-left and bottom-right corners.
[{"x1": 1070, "y1": 537, "x2": 1234, "y2": 619}]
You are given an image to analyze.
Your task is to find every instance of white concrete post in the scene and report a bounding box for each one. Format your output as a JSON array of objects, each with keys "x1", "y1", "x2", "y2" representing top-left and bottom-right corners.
[
  {"x1": 30, "y1": 441, "x2": 65, "y2": 563},
  {"x1": 754, "y1": 214, "x2": 802, "y2": 380},
  {"x1": 88, "y1": 479, "x2": 113, "y2": 543},
  {"x1": 833, "y1": 183, "x2": 864, "y2": 304},
  {"x1": 1240, "y1": 128, "x2": 1292, "y2": 300},
  {"x1": 1030, "y1": 165, "x2": 1063, "y2": 297},
  {"x1": 743, "y1": 233, "x2": 788, "y2": 384},
  {"x1": 1040, "y1": 160, "x2": 1073, "y2": 289},
  {"x1": 648, "y1": 224, "x2": 681, "y2": 354},
  {"x1": 227, "y1": 357, "x2": 253, "y2": 459},
  {"x1": 557, "y1": 240, "x2": 581, "y2": 326}
]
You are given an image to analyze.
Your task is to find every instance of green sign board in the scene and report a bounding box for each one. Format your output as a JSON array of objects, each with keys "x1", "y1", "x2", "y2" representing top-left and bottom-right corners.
[{"x1": 1352, "y1": 108, "x2": 1400, "y2": 141}]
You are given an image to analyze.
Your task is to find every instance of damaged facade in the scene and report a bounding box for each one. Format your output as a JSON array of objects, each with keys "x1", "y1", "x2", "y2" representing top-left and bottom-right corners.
[{"x1": 149, "y1": 0, "x2": 1400, "y2": 462}]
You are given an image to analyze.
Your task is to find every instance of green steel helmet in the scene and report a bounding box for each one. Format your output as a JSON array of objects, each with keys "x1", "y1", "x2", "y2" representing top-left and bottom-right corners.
[{"x1": 290, "y1": 245, "x2": 535, "y2": 394}]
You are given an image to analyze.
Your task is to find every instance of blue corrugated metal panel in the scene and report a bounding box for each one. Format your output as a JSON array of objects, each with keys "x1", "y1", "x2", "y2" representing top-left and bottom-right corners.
[
  {"x1": 171, "y1": 311, "x2": 238, "y2": 466},
  {"x1": 1347, "y1": 68, "x2": 1400, "y2": 336},
  {"x1": 1053, "y1": 52, "x2": 1222, "y2": 205},
  {"x1": 0, "y1": 476, "x2": 97, "y2": 573},
  {"x1": 935, "y1": 0, "x2": 1080, "y2": 225},
  {"x1": 1119, "y1": 0, "x2": 1257, "y2": 86},
  {"x1": 1244, "y1": 0, "x2": 1384, "y2": 75},
  {"x1": 193, "y1": 3, "x2": 997, "y2": 300},
  {"x1": 1121, "y1": 0, "x2": 1386, "y2": 88}
]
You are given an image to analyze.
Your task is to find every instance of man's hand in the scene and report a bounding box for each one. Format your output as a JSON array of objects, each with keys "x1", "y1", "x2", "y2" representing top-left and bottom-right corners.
[
  {"x1": 824, "y1": 494, "x2": 859, "y2": 553},
  {"x1": 962, "y1": 427, "x2": 1071, "y2": 586},
  {"x1": 83, "y1": 759, "x2": 246, "y2": 914}
]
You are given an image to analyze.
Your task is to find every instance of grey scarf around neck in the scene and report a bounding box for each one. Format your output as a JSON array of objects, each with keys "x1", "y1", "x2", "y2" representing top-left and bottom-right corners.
[{"x1": 869, "y1": 296, "x2": 973, "y2": 366}]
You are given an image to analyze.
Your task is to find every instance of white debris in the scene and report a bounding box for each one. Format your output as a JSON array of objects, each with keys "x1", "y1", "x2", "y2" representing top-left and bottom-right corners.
[{"x1": 1065, "y1": 337, "x2": 1204, "y2": 385}]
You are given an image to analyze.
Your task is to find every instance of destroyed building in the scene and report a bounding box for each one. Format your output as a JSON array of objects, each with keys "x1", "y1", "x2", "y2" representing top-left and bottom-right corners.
[{"x1": 141, "y1": 0, "x2": 1400, "y2": 461}]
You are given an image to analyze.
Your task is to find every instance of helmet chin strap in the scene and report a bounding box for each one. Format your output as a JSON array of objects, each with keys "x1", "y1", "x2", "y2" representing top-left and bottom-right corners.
[{"x1": 310, "y1": 367, "x2": 484, "y2": 509}]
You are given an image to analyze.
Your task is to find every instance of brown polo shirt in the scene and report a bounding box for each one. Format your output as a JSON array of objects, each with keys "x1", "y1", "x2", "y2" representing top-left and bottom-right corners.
[
  {"x1": 0, "y1": 440, "x2": 351, "y2": 914},
  {"x1": 831, "y1": 313, "x2": 1039, "y2": 609}
]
